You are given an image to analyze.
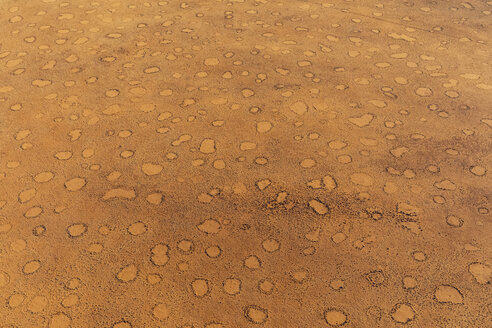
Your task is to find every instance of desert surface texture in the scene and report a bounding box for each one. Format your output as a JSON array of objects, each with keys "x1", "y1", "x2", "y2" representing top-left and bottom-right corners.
[{"x1": 0, "y1": 0, "x2": 491, "y2": 327}]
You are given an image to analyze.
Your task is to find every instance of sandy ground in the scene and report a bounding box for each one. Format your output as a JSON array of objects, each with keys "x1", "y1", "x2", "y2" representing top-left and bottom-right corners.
[{"x1": 0, "y1": 0, "x2": 491, "y2": 327}]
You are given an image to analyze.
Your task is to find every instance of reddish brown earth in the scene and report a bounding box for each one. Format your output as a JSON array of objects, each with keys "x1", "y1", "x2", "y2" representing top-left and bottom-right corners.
[{"x1": 0, "y1": 0, "x2": 491, "y2": 327}]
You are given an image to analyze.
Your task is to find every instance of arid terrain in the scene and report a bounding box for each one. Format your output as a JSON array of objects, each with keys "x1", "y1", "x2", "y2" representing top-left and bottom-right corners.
[{"x1": 0, "y1": 0, "x2": 491, "y2": 327}]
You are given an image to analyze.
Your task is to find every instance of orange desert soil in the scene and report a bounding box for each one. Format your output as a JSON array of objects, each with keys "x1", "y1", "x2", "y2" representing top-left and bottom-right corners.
[{"x1": 0, "y1": 0, "x2": 491, "y2": 327}]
